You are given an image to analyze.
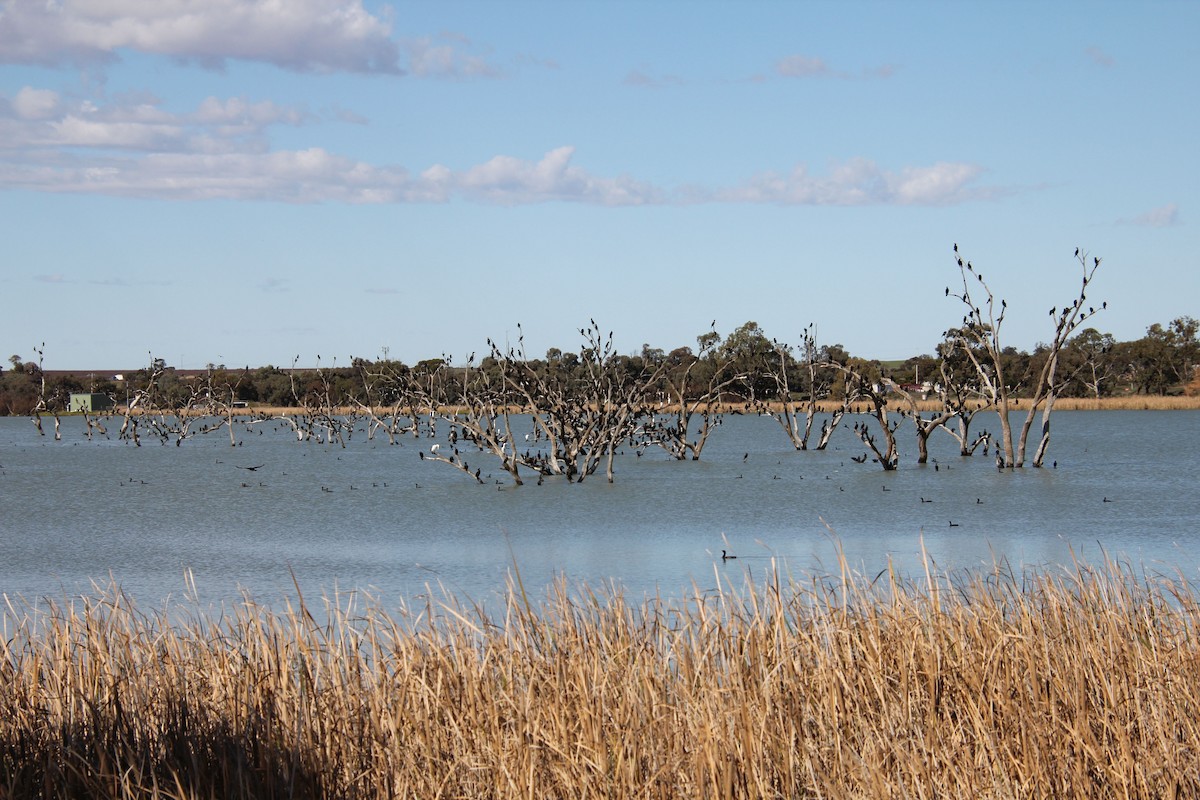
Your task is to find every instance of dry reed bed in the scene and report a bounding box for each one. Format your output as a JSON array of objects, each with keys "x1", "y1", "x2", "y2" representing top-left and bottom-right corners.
[{"x1": 3, "y1": 562, "x2": 1200, "y2": 799}]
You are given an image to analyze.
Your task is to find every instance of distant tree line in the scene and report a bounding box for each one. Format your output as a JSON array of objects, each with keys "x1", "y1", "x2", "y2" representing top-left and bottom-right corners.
[{"x1": 5, "y1": 315, "x2": 1196, "y2": 420}]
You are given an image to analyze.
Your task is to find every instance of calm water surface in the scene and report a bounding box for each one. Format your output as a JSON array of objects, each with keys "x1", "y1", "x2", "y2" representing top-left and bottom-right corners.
[{"x1": 1, "y1": 411, "x2": 1198, "y2": 609}]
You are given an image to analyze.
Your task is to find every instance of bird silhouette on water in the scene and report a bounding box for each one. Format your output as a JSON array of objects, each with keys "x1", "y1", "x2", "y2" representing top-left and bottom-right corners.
[{"x1": 721, "y1": 550, "x2": 737, "y2": 561}]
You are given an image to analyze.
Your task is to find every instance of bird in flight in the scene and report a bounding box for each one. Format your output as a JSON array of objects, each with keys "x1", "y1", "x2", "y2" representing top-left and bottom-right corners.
[{"x1": 236, "y1": 464, "x2": 265, "y2": 471}]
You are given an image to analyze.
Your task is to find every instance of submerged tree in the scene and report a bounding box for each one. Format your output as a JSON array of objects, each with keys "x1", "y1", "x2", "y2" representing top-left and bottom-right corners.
[
  {"x1": 933, "y1": 337, "x2": 993, "y2": 457},
  {"x1": 892, "y1": 387, "x2": 955, "y2": 465},
  {"x1": 413, "y1": 322, "x2": 668, "y2": 485},
  {"x1": 761, "y1": 324, "x2": 845, "y2": 451},
  {"x1": 411, "y1": 355, "x2": 513, "y2": 484},
  {"x1": 946, "y1": 246, "x2": 1103, "y2": 468},
  {"x1": 1019, "y1": 250, "x2": 1105, "y2": 467},
  {"x1": 349, "y1": 354, "x2": 417, "y2": 445},
  {"x1": 635, "y1": 325, "x2": 741, "y2": 460},
  {"x1": 498, "y1": 321, "x2": 665, "y2": 483},
  {"x1": 28, "y1": 344, "x2": 68, "y2": 440},
  {"x1": 823, "y1": 359, "x2": 901, "y2": 470},
  {"x1": 275, "y1": 356, "x2": 355, "y2": 446}
]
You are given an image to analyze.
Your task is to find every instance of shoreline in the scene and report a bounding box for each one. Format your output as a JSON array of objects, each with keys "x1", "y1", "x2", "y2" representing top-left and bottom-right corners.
[
  {"x1": 24, "y1": 394, "x2": 1200, "y2": 419},
  {"x1": 140, "y1": 395, "x2": 1200, "y2": 416}
]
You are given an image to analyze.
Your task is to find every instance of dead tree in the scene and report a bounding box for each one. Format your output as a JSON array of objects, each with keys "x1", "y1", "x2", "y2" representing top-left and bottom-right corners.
[
  {"x1": 497, "y1": 322, "x2": 665, "y2": 483},
  {"x1": 761, "y1": 324, "x2": 845, "y2": 451},
  {"x1": 350, "y1": 356, "x2": 416, "y2": 445},
  {"x1": 144, "y1": 372, "x2": 216, "y2": 446},
  {"x1": 31, "y1": 345, "x2": 114, "y2": 443},
  {"x1": 828, "y1": 362, "x2": 901, "y2": 470},
  {"x1": 1021, "y1": 250, "x2": 1105, "y2": 466},
  {"x1": 946, "y1": 245, "x2": 1102, "y2": 468},
  {"x1": 892, "y1": 385, "x2": 955, "y2": 465},
  {"x1": 276, "y1": 356, "x2": 354, "y2": 446},
  {"x1": 636, "y1": 326, "x2": 740, "y2": 460},
  {"x1": 934, "y1": 347, "x2": 992, "y2": 456},
  {"x1": 193, "y1": 366, "x2": 248, "y2": 446},
  {"x1": 118, "y1": 355, "x2": 169, "y2": 446},
  {"x1": 28, "y1": 344, "x2": 66, "y2": 440},
  {"x1": 944, "y1": 250, "x2": 1021, "y2": 467},
  {"x1": 410, "y1": 356, "x2": 514, "y2": 485}
]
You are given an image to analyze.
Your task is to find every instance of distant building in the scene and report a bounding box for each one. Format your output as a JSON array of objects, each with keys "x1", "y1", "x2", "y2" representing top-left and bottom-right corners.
[
  {"x1": 900, "y1": 381, "x2": 936, "y2": 399},
  {"x1": 69, "y1": 393, "x2": 115, "y2": 413}
]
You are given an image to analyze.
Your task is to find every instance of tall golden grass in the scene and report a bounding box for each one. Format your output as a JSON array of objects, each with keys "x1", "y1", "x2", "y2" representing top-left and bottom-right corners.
[{"x1": 3, "y1": 558, "x2": 1200, "y2": 798}]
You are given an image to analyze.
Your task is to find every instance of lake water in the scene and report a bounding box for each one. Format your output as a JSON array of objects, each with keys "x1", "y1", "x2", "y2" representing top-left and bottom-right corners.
[{"x1": 1, "y1": 410, "x2": 1198, "y2": 610}]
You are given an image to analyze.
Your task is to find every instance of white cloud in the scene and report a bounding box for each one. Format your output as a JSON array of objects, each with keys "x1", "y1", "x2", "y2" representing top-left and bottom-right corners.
[
  {"x1": 775, "y1": 55, "x2": 831, "y2": 78},
  {"x1": 0, "y1": 87, "x2": 306, "y2": 153},
  {"x1": 401, "y1": 34, "x2": 502, "y2": 78},
  {"x1": 12, "y1": 87, "x2": 60, "y2": 119},
  {"x1": 714, "y1": 158, "x2": 990, "y2": 206},
  {"x1": 0, "y1": 88, "x2": 999, "y2": 207},
  {"x1": 772, "y1": 54, "x2": 895, "y2": 80},
  {"x1": 1125, "y1": 204, "x2": 1180, "y2": 228},
  {"x1": 451, "y1": 146, "x2": 663, "y2": 205},
  {"x1": 0, "y1": 0, "x2": 400, "y2": 73}
]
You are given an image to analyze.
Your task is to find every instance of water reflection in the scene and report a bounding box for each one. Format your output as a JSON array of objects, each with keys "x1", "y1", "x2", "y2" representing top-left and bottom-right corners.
[{"x1": 1, "y1": 411, "x2": 1197, "y2": 608}]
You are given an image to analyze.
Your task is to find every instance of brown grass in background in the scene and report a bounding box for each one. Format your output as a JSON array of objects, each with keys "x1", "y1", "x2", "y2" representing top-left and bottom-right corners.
[
  {"x1": 3, "y1": 557, "x2": 1200, "y2": 798},
  {"x1": 119, "y1": 394, "x2": 1200, "y2": 419}
]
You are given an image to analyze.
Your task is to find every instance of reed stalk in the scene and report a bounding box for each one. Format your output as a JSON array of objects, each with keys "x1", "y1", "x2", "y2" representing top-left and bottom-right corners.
[{"x1": 3, "y1": 558, "x2": 1199, "y2": 798}]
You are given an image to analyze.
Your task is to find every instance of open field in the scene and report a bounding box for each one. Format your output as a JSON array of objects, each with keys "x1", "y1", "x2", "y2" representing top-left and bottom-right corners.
[{"x1": 3, "y1": 560, "x2": 1199, "y2": 798}]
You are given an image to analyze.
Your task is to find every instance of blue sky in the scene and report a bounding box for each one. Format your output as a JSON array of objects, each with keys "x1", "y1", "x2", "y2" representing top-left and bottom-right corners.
[{"x1": 1, "y1": 0, "x2": 1195, "y2": 370}]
